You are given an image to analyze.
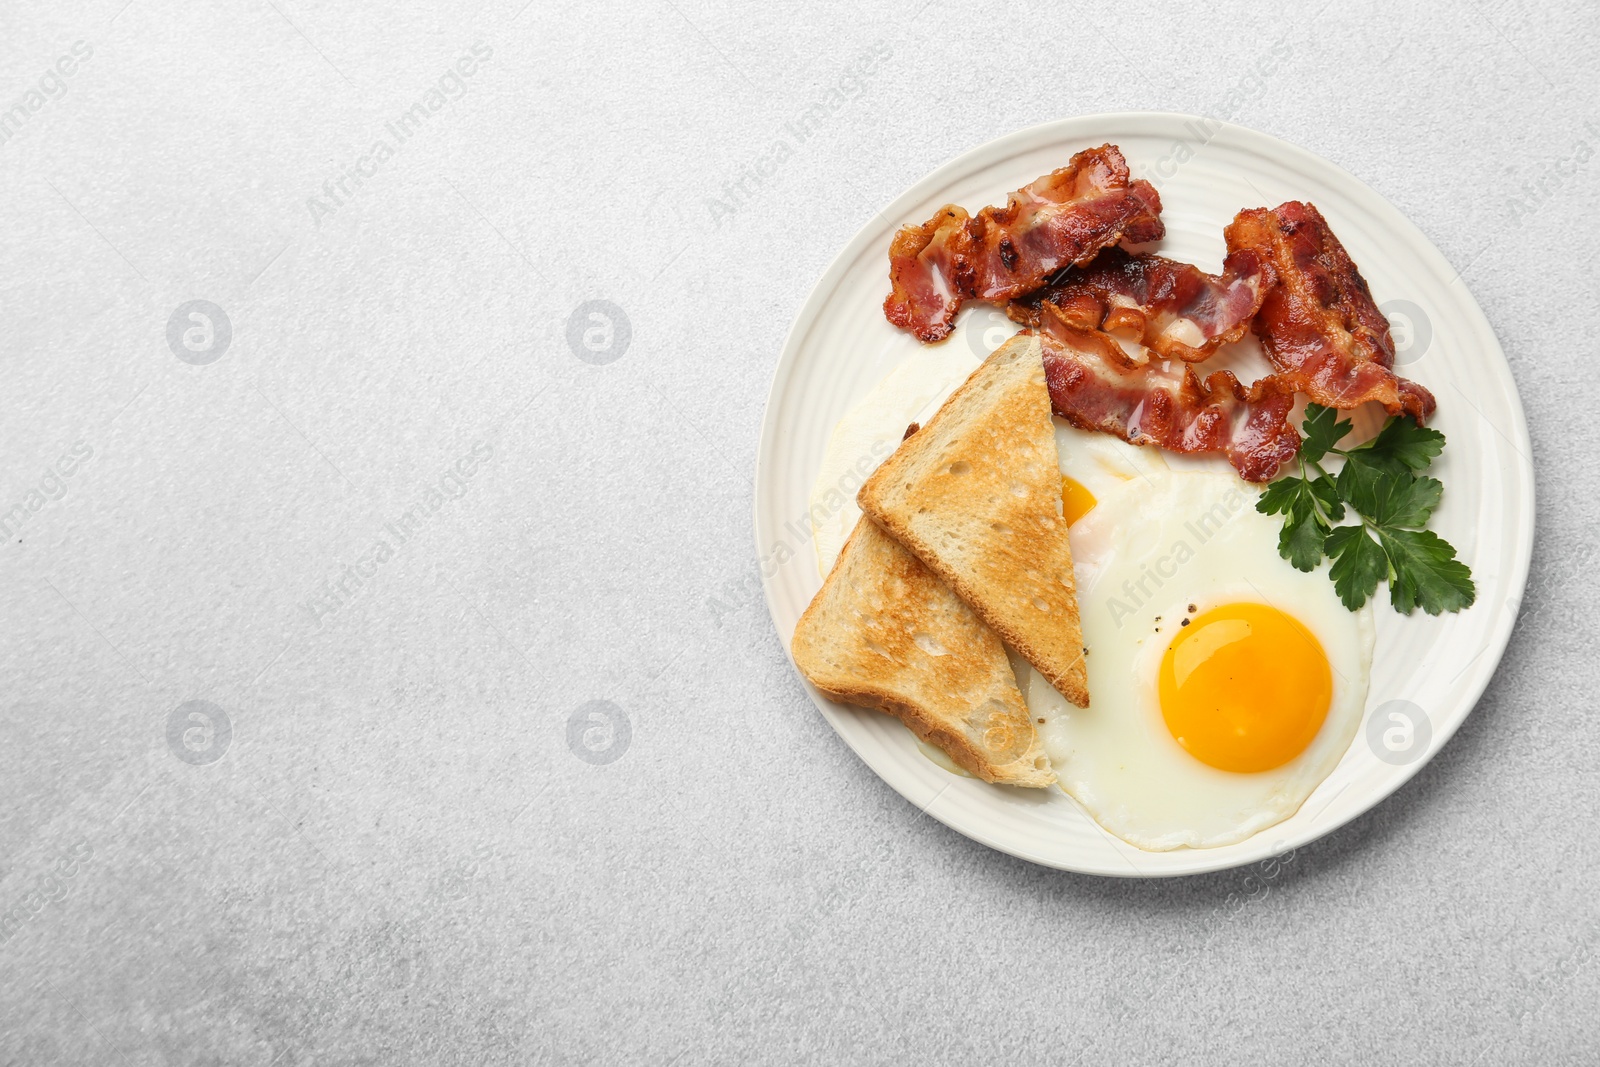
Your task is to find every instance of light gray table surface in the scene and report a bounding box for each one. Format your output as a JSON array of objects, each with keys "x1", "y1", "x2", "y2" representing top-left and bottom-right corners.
[{"x1": 1, "y1": 0, "x2": 1595, "y2": 1063}]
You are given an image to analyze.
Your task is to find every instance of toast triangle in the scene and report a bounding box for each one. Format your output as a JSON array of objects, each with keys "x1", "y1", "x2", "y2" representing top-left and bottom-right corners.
[
  {"x1": 858, "y1": 334, "x2": 1090, "y2": 708},
  {"x1": 791, "y1": 517, "x2": 1055, "y2": 788}
]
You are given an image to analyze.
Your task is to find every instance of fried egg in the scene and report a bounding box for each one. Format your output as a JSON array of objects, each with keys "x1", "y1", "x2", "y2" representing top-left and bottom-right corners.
[
  {"x1": 813, "y1": 354, "x2": 1374, "y2": 852},
  {"x1": 1026, "y1": 465, "x2": 1375, "y2": 850}
]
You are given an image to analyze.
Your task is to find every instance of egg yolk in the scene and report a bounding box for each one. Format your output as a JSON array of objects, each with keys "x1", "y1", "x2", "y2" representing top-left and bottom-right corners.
[
  {"x1": 1061, "y1": 475, "x2": 1097, "y2": 525},
  {"x1": 1158, "y1": 603, "x2": 1332, "y2": 774}
]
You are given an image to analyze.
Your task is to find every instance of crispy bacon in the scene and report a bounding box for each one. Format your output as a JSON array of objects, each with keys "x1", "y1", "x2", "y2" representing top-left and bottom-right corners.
[
  {"x1": 1013, "y1": 307, "x2": 1301, "y2": 482},
  {"x1": 884, "y1": 145, "x2": 1164, "y2": 343},
  {"x1": 1015, "y1": 247, "x2": 1272, "y2": 362},
  {"x1": 1225, "y1": 202, "x2": 1434, "y2": 422}
]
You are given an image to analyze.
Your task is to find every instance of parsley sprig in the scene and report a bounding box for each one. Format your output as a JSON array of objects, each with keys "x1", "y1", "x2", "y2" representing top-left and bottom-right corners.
[{"x1": 1256, "y1": 404, "x2": 1475, "y2": 615}]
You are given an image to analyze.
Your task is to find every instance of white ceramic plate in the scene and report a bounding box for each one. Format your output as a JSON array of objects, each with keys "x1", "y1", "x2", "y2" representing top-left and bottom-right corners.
[{"x1": 754, "y1": 112, "x2": 1534, "y2": 877}]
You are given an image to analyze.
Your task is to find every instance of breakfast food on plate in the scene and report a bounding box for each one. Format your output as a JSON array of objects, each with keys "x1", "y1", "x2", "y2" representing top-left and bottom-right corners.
[
  {"x1": 1024, "y1": 431, "x2": 1375, "y2": 849},
  {"x1": 884, "y1": 145, "x2": 1163, "y2": 343},
  {"x1": 1224, "y1": 201, "x2": 1435, "y2": 421},
  {"x1": 787, "y1": 143, "x2": 1479, "y2": 851},
  {"x1": 1008, "y1": 299, "x2": 1302, "y2": 482},
  {"x1": 877, "y1": 149, "x2": 1470, "y2": 611},
  {"x1": 791, "y1": 517, "x2": 1056, "y2": 788},
  {"x1": 858, "y1": 335, "x2": 1089, "y2": 708},
  {"x1": 1012, "y1": 247, "x2": 1272, "y2": 362}
]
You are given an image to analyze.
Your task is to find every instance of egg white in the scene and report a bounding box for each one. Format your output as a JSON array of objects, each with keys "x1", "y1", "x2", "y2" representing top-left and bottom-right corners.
[
  {"x1": 1027, "y1": 469, "x2": 1376, "y2": 851},
  {"x1": 809, "y1": 346, "x2": 977, "y2": 575},
  {"x1": 1052, "y1": 418, "x2": 1170, "y2": 507}
]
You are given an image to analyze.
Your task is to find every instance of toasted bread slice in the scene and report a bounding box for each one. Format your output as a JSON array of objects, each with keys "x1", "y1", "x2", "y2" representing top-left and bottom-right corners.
[
  {"x1": 858, "y1": 334, "x2": 1090, "y2": 707},
  {"x1": 791, "y1": 517, "x2": 1054, "y2": 788}
]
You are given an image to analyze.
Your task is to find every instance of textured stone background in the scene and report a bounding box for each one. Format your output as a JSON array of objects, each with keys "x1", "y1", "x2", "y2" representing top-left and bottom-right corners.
[{"x1": 0, "y1": 0, "x2": 1594, "y2": 1063}]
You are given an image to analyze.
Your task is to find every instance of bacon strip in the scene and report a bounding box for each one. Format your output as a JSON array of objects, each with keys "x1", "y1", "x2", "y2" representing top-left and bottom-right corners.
[
  {"x1": 1014, "y1": 247, "x2": 1272, "y2": 362},
  {"x1": 1225, "y1": 202, "x2": 1435, "y2": 422},
  {"x1": 884, "y1": 145, "x2": 1163, "y2": 343},
  {"x1": 1015, "y1": 310, "x2": 1301, "y2": 483}
]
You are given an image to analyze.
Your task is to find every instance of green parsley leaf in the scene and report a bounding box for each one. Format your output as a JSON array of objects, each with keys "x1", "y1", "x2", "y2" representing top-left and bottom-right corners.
[
  {"x1": 1338, "y1": 448, "x2": 1406, "y2": 485},
  {"x1": 1280, "y1": 500, "x2": 1330, "y2": 571},
  {"x1": 1334, "y1": 456, "x2": 1385, "y2": 518},
  {"x1": 1299, "y1": 403, "x2": 1353, "y2": 465},
  {"x1": 1256, "y1": 475, "x2": 1306, "y2": 517},
  {"x1": 1257, "y1": 477, "x2": 1330, "y2": 569},
  {"x1": 1346, "y1": 417, "x2": 1445, "y2": 473},
  {"x1": 1257, "y1": 407, "x2": 1474, "y2": 616},
  {"x1": 1306, "y1": 472, "x2": 1345, "y2": 522},
  {"x1": 1376, "y1": 528, "x2": 1477, "y2": 615},
  {"x1": 1338, "y1": 463, "x2": 1443, "y2": 528},
  {"x1": 1380, "y1": 475, "x2": 1443, "y2": 529},
  {"x1": 1324, "y1": 524, "x2": 1388, "y2": 611}
]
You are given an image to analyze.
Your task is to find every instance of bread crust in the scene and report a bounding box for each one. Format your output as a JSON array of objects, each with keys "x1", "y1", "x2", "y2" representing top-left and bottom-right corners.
[
  {"x1": 791, "y1": 518, "x2": 1055, "y2": 788},
  {"x1": 858, "y1": 334, "x2": 1091, "y2": 708}
]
